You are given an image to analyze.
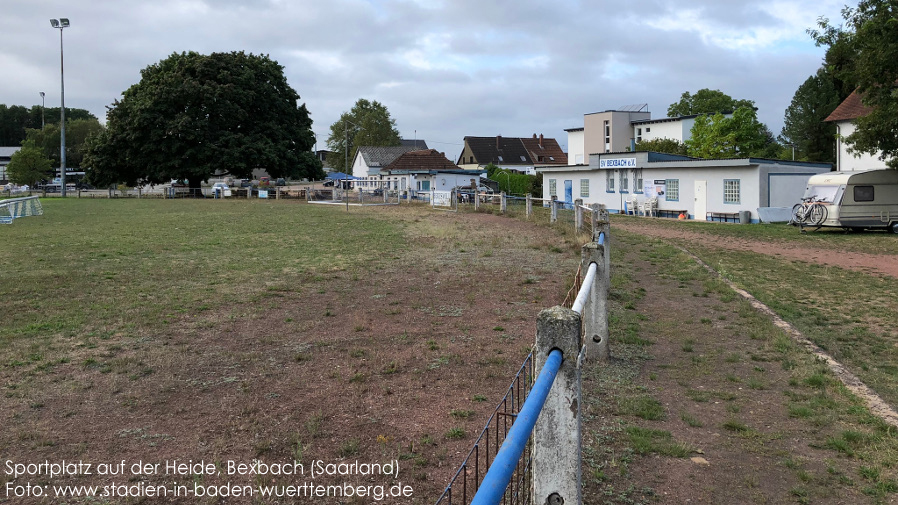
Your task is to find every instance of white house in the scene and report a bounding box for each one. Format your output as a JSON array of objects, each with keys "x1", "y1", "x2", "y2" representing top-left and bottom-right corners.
[
  {"x1": 351, "y1": 141, "x2": 429, "y2": 190},
  {"x1": 0, "y1": 146, "x2": 22, "y2": 183},
  {"x1": 631, "y1": 115, "x2": 699, "y2": 145},
  {"x1": 380, "y1": 149, "x2": 485, "y2": 196},
  {"x1": 825, "y1": 91, "x2": 888, "y2": 172},
  {"x1": 536, "y1": 152, "x2": 832, "y2": 223}
]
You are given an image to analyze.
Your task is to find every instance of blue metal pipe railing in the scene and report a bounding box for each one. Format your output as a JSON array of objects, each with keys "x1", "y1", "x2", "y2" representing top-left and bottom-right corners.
[
  {"x1": 469, "y1": 349, "x2": 563, "y2": 505},
  {"x1": 597, "y1": 231, "x2": 605, "y2": 245}
]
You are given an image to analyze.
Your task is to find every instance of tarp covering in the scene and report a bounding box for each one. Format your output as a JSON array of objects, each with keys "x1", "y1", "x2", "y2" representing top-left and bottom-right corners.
[{"x1": 325, "y1": 172, "x2": 359, "y2": 180}]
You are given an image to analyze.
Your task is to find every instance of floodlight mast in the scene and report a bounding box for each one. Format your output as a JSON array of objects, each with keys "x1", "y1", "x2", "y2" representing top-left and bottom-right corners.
[{"x1": 50, "y1": 18, "x2": 69, "y2": 196}]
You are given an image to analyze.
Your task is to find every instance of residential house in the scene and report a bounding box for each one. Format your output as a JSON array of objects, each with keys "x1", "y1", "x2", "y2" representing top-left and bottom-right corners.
[
  {"x1": 536, "y1": 152, "x2": 831, "y2": 223},
  {"x1": 566, "y1": 104, "x2": 725, "y2": 164},
  {"x1": 0, "y1": 146, "x2": 21, "y2": 184},
  {"x1": 456, "y1": 135, "x2": 567, "y2": 175},
  {"x1": 381, "y1": 149, "x2": 485, "y2": 195},
  {"x1": 825, "y1": 91, "x2": 887, "y2": 172},
  {"x1": 351, "y1": 140, "x2": 428, "y2": 190}
]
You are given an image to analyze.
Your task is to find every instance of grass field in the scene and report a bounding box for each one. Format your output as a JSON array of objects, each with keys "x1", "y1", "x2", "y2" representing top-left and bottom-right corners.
[
  {"x1": 0, "y1": 198, "x2": 585, "y2": 504},
  {"x1": 3, "y1": 199, "x2": 898, "y2": 504}
]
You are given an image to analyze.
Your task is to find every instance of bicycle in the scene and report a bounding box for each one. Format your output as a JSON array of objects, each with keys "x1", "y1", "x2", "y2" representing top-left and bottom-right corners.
[{"x1": 791, "y1": 196, "x2": 828, "y2": 227}]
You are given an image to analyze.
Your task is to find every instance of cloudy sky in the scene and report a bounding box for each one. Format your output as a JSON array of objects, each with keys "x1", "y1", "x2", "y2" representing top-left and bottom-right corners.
[{"x1": 2, "y1": 0, "x2": 846, "y2": 156}]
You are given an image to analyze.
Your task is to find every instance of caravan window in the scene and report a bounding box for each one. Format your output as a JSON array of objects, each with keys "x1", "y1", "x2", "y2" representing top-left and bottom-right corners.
[
  {"x1": 854, "y1": 185, "x2": 874, "y2": 202},
  {"x1": 807, "y1": 185, "x2": 841, "y2": 203}
]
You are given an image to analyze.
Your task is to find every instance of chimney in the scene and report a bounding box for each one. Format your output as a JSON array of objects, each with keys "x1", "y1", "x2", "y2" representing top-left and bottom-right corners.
[
  {"x1": 533, "y1": 133, "x2": 537, "y2": 139},
  {"x1": 496, "y1": 135, "x2": 502, "y2": 149},
  {"x1": 539, "y1": 134, "x2": 544, "y2": 147}
]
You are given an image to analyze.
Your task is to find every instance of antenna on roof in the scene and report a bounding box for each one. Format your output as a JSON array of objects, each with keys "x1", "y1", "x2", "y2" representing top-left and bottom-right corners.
[{"x1": 618, "y1": 103, "x2": 649, "y2": 112}]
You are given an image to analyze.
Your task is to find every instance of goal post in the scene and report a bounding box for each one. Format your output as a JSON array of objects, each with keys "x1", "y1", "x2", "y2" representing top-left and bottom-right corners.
[{"x1": 0, "y1": 196, "x2": 43, "y2": 224}]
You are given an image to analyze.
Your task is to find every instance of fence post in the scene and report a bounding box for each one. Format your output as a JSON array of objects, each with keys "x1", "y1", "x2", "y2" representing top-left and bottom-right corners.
[
  {"x1": 574, "y1": 198, "x2": 584, "y2": 232},
  {"x1": 593, "y1": 205, "x2": 610, "y2": 267},
  {"x1": 581, "y1": 242, "x2": 609, "y2": 361},
  {"x1": 550, "y1": 196, "x2": 558, "y2": 223},
  {"x1": 474, "y1": 192, "x2": 480, "y2": 211},
  {"x1": 500, "y1": 192, "x2": 507, "y2": 213},
  {"x1": 526, "y1": 193, "x2": 533, "y2": 218},
  {"x1": 534, "y1": 306, "x2": 582, "y2": 505}
]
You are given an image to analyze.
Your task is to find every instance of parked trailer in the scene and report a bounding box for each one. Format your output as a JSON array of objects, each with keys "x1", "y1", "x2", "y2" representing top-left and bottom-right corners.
[{"x1": 801, "y1": 169, "x2": 898, "y2": 233}]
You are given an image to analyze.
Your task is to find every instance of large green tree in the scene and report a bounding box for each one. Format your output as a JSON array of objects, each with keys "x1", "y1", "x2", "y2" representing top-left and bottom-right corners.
[
  {"x1": 6, "y1": 142, "x2": 52, "y2": 187},
  {"x1": 24, "y1": 118, "x2": 104, "y2": 169},
  {"x1": 780, "y1": 70, "x2": 841, "y2": 162},
  {"x1": 326, "y1": 99, "x2": 401, "y2": 172},
  {"x1": 667, "y1": 89, "x2": 756, "y2": 117},
  {"x1": 686, "y1": 107, "x2": 772, "y2": 158},
  {"x1": 810, "y1": 0, "x2": 898, "y2": 167},
  {"x1": 85, "y1": 51, "x2": 322, "y2": 190}
]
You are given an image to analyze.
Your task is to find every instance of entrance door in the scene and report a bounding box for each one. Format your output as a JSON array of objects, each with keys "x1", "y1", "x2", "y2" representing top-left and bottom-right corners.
[
  {"x1": 694, "y1": 180, "x2": 707, "y2": 221},
  {"x1": 564, "y1": 180, "x2": 573, "y2": 208}
]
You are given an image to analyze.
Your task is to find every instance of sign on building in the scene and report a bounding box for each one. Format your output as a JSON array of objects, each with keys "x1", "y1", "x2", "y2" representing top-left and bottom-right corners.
[{"x1": 599, "y1": 158, "x2": 637, "y2": 169}]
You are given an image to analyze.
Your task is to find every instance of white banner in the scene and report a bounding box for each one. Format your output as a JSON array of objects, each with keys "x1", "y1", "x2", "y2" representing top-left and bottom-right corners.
[{"x1": 432, "y1": 190, "x2": 452, "y2": 208}]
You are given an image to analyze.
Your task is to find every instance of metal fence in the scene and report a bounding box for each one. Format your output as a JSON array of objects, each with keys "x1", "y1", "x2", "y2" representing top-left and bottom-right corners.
[
  {"x1": 435, "y1": 353, "x2": 534, "y2": 505},
  {"x1": 436, "y1": 213, "x2": 611, "y2": 505}
]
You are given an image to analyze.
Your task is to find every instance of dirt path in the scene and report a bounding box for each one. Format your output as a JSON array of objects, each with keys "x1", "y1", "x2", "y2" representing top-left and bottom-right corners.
[{"x1": 615, "y1": 220, "x2": 898, "y2": 278}]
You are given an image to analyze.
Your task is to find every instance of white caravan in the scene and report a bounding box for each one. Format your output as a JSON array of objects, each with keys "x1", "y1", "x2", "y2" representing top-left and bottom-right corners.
[{"x1": 801, "y1": 169, "x2": 898, "y2": 233}]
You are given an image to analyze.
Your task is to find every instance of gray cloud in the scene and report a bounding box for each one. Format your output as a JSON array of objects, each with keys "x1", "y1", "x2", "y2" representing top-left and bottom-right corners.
[{"x1": 2, "y1": 0, "x2": 844, "y2": 153}]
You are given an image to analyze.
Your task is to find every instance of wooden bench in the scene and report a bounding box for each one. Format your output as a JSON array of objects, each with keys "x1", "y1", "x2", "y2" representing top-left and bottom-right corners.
[
  {"x1": 657, "y1": 209, "x2": 688, "y2": 219},
  {"x1": 706, "y1": 211, "x2": 740, "y2": 222}
]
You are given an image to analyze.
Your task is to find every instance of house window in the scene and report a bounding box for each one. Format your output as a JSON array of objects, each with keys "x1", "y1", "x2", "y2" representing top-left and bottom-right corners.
[
  {"x1": 606, "y1": 171, "x2": 615, "y2": 192},
  {"x1": 549, "y1": 179, "x2": 557, "y2": 197},
  {"x1": 854, "y1": 185, "x2": 874, "y2": 202},
  {"x1": 666, "y1": 179, "x2": 679, "y2": 201},
  {"x1": 604, "y1": 120, "x2": 611, "y2": 148},
  {"x1": 724, "y1": 179, "x2": 740, "y2": 204},
  {"x1": 646, "y1": 127, "x2": 651, "y2": 133},
  {"x1": 469, "y1": 156, "x2": 474, "y2": 164},
  {"x1": 580, "y1": 179, "x2": 590, "y2": 197},
  {"x1": 620, "y1": 171, "x2": 629, "y2": 192}
]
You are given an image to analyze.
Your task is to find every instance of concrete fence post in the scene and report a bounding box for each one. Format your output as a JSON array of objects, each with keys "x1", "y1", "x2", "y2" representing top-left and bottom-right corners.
[
  {"x1": 550, "y1": 196, "x2": 558, "y2": 223},
  {"x1": 500, "y1": 192, "x2": 507, "y2": 213},
  {"x1": 533, "y1": 306, "x2": 582, "y2": 505},
  {"x1": 526, "y1": 193, "x2": 533, "y2": 218},
  {"x1": 474, "y1": 191, "x2": 480, "y2": 211},
  {"x1": 575, "y1": 199, "x2": 584, "y2": 232},
  {"x1": 581, "y1": 242, "x2": 609, "y2": 361}
]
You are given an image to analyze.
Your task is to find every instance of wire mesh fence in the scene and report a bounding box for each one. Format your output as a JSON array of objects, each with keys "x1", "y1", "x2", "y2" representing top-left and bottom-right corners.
[{"x1": 435, "y1": 353, "x2": 535, "y2": 505}]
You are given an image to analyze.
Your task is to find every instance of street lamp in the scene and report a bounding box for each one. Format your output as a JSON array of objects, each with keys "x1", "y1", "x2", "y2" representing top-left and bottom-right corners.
[
  {"x1": 50, "y1": 18, "x2": 69, "y2": 197},
  {"x1": 343, "y1": 119, "x2": 364, "y2": 209},
  {"x1": 39, "y1": 92, "x2": 45, "y2": 129}
]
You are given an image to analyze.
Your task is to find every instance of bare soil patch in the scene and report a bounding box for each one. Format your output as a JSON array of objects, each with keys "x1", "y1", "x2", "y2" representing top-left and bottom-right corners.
[
  {"x1": 0, "y1": 206, "x2": 582, "y2": 504},
  {"x1": 615, "y1": 219, "x2": 898, "y2": 278}
]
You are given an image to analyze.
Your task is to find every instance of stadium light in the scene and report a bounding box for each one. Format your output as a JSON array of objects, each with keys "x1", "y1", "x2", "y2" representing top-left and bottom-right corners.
[{"x1": 50, "y1": 18, "x2": 69, "y2": 197}]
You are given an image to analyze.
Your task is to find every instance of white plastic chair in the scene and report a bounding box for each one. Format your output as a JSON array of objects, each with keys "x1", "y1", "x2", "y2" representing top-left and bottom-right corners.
[
  {"x1": 641, "y1": 197, "x2": 658, "y2": 217},
  {"x1": 626, "y1": 195, "x2": 640, "y2": 216}
]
